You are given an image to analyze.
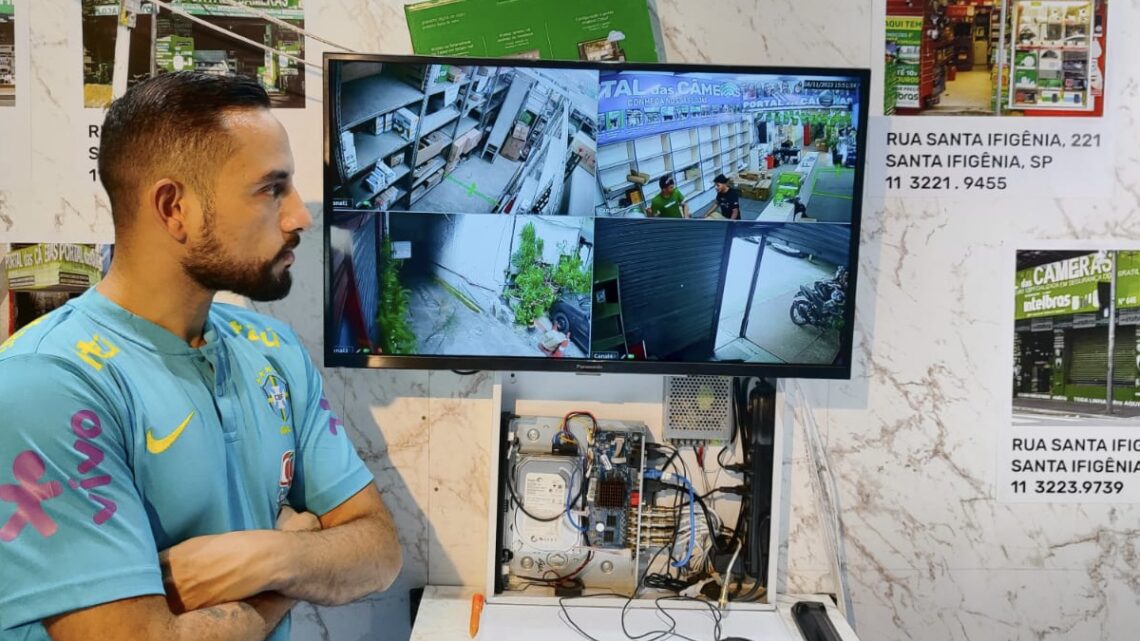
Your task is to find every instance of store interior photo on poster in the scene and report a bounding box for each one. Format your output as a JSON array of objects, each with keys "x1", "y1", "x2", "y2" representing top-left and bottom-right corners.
[
  {"x1": 884, "y1": 0, "x2": 1107, "y2": 116},
  {"x1": 3, "y1": 0, "x2": 1140, "y2": 640}
]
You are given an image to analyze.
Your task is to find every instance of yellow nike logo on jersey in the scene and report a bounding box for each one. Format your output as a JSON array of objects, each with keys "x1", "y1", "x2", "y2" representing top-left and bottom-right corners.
[{"x1": 146, "y1": 411, "x2": 196, "y2": 454}]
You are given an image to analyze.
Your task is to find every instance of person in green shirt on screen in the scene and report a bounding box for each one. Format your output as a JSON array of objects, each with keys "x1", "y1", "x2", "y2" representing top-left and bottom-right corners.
[{"x1": 647, "y1": 176, "x2": 689, "y2": 218}]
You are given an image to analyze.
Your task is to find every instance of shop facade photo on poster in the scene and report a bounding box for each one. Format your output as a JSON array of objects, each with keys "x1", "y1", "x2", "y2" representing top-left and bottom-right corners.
[
  {"x1": 81, "y1": 0, "x2": 306, "y2": 108},
  {"x1": 1000, "y1": 247, "x2": 1140, "y2": 504}
]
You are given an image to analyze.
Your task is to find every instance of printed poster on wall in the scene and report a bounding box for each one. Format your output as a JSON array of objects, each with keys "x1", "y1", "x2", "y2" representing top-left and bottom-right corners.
[
  {"x1": 0, "y1": 243, "x2": 113, "y2": 345},
  {"x1": 404, "y1": 0, "x2": 661, "y2": 62},
  {"x1": 1000, "y1": 247, "x2": 1140, "y2": 503},
  {"x1": 870, "y1": 0, "x2": 1115, "y2": 198},
  {"x1": 80, "y1": 0, "x2": 306, "y2": 109},
  {"x1": 0, "y1": 0, "x2": 14, "y2": 108},
  {"x1": 884, "y1": 15, "x2": 921, "y2": 111},
  {"x1": 0, "y1": 0, "x2": 30, "y2": 191}
]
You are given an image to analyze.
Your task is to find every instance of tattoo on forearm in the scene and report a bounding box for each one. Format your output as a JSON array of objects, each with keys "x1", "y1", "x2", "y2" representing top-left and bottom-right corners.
[{"x1": 201, "y1": 606, "x2": 230, "y2": 621}]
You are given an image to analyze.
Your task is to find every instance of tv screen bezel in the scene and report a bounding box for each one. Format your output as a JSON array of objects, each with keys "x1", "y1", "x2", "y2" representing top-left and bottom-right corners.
[{"x1": 322, "y1": 52, "x2": 870, "y2": 380}]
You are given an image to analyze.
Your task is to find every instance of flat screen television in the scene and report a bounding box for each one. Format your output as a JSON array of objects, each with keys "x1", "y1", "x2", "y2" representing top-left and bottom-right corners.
[{"x1": 323, "y1": 53, "x2": 869, "y2": 378}]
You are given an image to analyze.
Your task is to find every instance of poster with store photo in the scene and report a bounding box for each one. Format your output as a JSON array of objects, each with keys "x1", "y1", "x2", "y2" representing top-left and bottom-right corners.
[
  {"x1": 404, "y1": 0, "x2": 661, "y2": 62},
  {"x1": 0, "y1": 0, "x2": 30, "y2": 191},
  {"x1": 80, "y1": 0, "x2": 306, "y2": 109},
  {"x1": 0, "y1": 243, "x2": 113, "y2": 345},
  {"x1": 1000, "y1": 248, "x2": 1140, "y2": 504},
  {"x1": 0, "y1": 0, "x2": 15, "y2": 107},
  {"x1": 882, "y1": 0, "x2": 1108, "y2": 116}
]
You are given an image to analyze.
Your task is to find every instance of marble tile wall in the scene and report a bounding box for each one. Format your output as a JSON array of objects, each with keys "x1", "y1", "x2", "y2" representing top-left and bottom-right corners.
[{"x1": 3, "y1": 1, "x2": 1138, "y2": 640}]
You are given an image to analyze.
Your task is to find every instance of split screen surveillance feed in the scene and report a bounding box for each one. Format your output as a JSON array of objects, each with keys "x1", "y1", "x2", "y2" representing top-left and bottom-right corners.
[{"x1": 326, "y1": 60, "x2": 863, "y2": 368}]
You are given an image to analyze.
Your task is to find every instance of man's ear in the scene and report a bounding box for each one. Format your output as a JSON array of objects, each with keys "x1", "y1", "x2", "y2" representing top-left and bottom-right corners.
[{"x1": 151, "y1": 179, "x2": 189, "y2": 243}]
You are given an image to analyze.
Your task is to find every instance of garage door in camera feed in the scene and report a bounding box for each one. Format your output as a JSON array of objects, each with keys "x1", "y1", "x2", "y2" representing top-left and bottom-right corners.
[{"x1": 326, "y1": 59, "x2": 864, "y2": 369}]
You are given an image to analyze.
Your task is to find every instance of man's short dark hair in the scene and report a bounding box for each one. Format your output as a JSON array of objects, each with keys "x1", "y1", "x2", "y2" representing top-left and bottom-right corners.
[
  {"x1": 713, "y1": 174, "x2": 729, "y2": 185},
  {"x1": 659, "y1": 176, "x2": 675, "y2": 190},
  {"x1": 98, "y1": 72, "x2": 271, "y2": 234}
]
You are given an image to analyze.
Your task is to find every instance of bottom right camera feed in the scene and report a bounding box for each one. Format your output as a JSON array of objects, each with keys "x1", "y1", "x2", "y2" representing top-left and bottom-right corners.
[{"x1": 590, "y1": 220, "x2": 851, "y2": 365}]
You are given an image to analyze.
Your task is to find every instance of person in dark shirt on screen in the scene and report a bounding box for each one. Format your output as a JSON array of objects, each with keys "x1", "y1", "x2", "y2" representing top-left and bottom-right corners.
[{"x1": 706, "y1": 174, "x2": 741, "y2": 220}]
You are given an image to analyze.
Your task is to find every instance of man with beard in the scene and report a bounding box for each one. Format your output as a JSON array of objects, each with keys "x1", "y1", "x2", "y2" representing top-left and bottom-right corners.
[{"x1": 0, "y1": 73, "x2": 401, "y2": 641}]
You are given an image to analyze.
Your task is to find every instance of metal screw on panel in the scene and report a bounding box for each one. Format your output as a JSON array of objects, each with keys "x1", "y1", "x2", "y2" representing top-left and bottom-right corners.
[
  {"x1": 526, "y1": 428, "x2": 541, "y2": 442},
  {"x1": 600, "y1": 561, "x2": 614, "y2": 574},
  {"x1": 521, "y1": 556, "x2": 535, "y2": 570}
]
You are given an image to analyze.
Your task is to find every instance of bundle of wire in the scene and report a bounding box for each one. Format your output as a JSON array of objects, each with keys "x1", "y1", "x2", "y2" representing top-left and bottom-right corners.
[{"x1": 558, "y1": 592, "x2": 727, "y2": 641}]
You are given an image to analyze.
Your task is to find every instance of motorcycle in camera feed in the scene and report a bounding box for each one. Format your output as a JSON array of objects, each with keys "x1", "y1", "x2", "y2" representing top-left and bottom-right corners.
[{"x1": 790, "y1": 267, "x2": 848, "y2": 330}]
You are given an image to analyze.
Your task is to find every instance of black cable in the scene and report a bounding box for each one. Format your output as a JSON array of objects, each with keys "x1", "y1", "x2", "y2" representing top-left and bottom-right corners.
[
  {"x1": 642, "y1": 574, "x2": 689, "y2": 593},
  {"x1": 716, "y1": 445, "x2": 733, "y2": 469},
  {"x1": 558, "y1": 592, "x2": 625, "y2": 641},
  {"x1": 620, "y1": 593, "x2": 680, "y2": 641},
  {"x1": 655, "y1": 596, "x2": 724, "y2": 641},
  {"x1": 558, "y1": 591, "x2": 727, "y2": 641}
]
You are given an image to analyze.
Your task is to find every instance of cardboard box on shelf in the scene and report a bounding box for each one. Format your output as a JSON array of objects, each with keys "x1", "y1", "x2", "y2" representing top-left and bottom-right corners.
[
  {"x1": 363, "y1": 161, "x2": 398, "y2": 194},
  {"x1": 394, "y1": 107, "x2": 420, "y2": 140},
  {"x1": 627, "y1": 171, "x2": 650, "y2": 184},
  {"x1": 511, "y1": 121, "x2": 531, "y2": 140},
  {"x1": 444, "y1": 84, "x2": 460, "y2": 106},
  {"x1": 376, "y1": 186, "x2": 399, "y2": 210},
  {"x1": 501, "y1": 137, "x2": 526, "y2": 161},
  {"x1": 447, "y1": 66, "x2": 467, "y2": 83},
  {"x1": 362, "y1": 171, "x2": 384, "y2": 195},
  {"x1": 447, "y1": 142, "x2": 463, "y2": 165},
  {"x1": 340, "y1": 130, "x2": 358, "y2": 176},
  {"x1": 391, "y1": 64, "x2": 444, "y2": 90},
  {"x1": 416, "y1": 131, "x2": 451, "y2": 165},
  {"x1": 455, "y1": 128, "x2": 483, "y2": 155},
  {"x1": 365, "y1": 115, "x2": 384, "y2": 136},
  {"x1": 684, "y1": 167, "x2": 700, "y2": 181},
  {"x1": 569, "y1": 131, "x2": 596, "y2": 174},
  {"x1": 375, "y1": 162, "x2": 396, "y2": 182},
  {"x1": 387, "y1": 152, "x2": 404, "y2": 168}
]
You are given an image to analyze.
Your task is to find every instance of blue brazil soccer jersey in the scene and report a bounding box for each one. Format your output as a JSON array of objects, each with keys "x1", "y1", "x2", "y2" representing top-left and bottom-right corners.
[{"x1": 0, "y1": 289, "x2": 373, "y2": 640}]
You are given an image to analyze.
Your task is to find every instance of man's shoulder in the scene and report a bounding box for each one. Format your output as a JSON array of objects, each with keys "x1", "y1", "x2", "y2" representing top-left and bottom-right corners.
[{"x1": 0, "y1": 302, "x2": 100, "y2": 364}]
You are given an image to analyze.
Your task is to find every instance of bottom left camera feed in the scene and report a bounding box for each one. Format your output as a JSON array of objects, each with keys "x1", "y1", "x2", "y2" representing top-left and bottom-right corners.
[{"x1": 329, "y1": 211, "x2": 594, "y2": 359}]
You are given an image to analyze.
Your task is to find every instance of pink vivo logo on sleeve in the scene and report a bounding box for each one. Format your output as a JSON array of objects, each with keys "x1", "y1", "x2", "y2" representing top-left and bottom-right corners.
[
  {"x1": 0, "y1": 451, "x2": 63, "y2": 542},
  {"x1": 70, "y1": 409, "x2": 117, "y2": 525},
  {"x1": 0, "y1": 409, "x2": 120, "y2": 542}
]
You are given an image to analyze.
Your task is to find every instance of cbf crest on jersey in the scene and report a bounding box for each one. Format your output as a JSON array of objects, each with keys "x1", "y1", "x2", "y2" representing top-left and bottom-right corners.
[{"x1": 256, "y1": 366, "x2": 292, "y2": 433}]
